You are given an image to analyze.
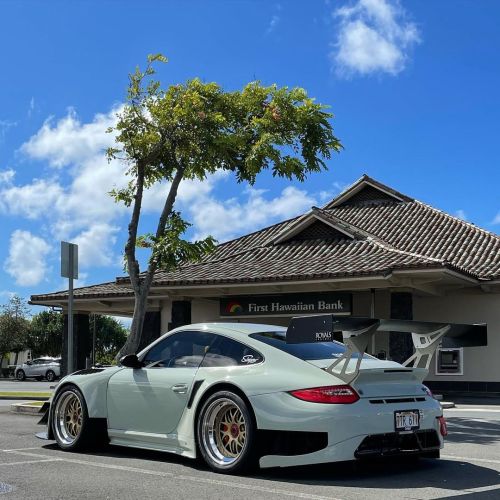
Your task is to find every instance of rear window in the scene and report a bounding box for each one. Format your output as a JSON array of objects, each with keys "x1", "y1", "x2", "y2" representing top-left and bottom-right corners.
[{"x1": 249, "y1": 331, "x2": 363, "y2": 361}]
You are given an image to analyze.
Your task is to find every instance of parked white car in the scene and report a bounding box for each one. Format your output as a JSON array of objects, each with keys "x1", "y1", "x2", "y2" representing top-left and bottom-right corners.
[{"x1": 15, "y1": 358, "x2": 60, "y2": 382}]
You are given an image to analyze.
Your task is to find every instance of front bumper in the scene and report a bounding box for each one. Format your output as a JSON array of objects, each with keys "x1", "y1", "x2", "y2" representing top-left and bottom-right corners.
[{"x1": 249, "y1": 392, "x2": 444, "y2": 468}]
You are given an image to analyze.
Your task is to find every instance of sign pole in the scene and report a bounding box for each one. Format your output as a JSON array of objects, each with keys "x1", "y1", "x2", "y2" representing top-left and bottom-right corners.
[
  {"x1": 68, "y1": 248, "x2": 74, "y2": 374},
  {"x1": 61, "y1": 241, "x2": 78, "y2": 375}
]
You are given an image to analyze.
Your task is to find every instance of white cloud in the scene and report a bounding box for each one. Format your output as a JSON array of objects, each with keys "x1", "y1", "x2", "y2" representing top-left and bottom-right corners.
[
  {"x1": 28, "y1": 97, "x2": 36, "y2": 118},
  {"x1": 267, "y1": 15, "x2": 280, "y2": 34},
  {"x1": 21, "y1": 107, "x2": 119, "y2": 168},
  {"x1": 3, "y1": 104, "x2": 339, "y2": 285},
  {"x1": 190, "y1": 185, "x2": 315, "y2": 241},
  {"x1": 72, "y1": 223, "x2": 120, "y2": 268},
  {"x1": 454, "y1": 209, "x2": 467, "y2": 221},
  {"x1": 0, "y1": 168, "x2": 15, "y2": 185},
  {"x1": 0, "y1": 120, "x2": 16, "y2": 142},
  {"x1": 0, "y1": 108, "x2": 127, "y2": 269},
  {"x1": 331, "y1": 0, "x2": 420, "y2": 77},
  {"x1": 493, "y1": 212, "x2": 500, "y2": 225},
  {"x1": 4, "y1": 230, "x2": 51, "y2": 286},
  {"x1": 266, "y1": 3, "x2": 282, "y2": 34},
  {"x1": 0, "y1": 178, "x2": 63, "y2": 219}
]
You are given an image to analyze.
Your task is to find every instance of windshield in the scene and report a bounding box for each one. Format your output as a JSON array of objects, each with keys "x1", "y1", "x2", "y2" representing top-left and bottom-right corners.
[{"x1": 250, "y1": 330, "x2": 362, "y2": 361}]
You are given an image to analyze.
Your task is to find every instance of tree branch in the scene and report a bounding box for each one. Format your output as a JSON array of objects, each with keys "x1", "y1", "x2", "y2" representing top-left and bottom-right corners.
[
  {"x1": 144, "y1": 162, "x2": 186, "y2": 288},
  {"x1": 125, "y1": 162, "x2": 145, "y2": 293}
]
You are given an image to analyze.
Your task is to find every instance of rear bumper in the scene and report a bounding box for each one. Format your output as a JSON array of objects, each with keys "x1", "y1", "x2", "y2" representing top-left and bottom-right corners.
[{"x1": 250, "y1": 392, "x2": 444, "y2": 468}]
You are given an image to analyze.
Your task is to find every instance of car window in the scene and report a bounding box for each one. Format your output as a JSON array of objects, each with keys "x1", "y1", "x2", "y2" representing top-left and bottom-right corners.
[
  {"x1": 202, "y1": 335, "x2": 264, "y2": 367},
  {"x1": 249, "y1": 331, "x2": 371, "y2": 361},
  {"x1": 142, "y1": 331, "x2": 216, "y2": 368},
  {"x1": 32, "y1": 359, "x2": 43, "y2": 365}
]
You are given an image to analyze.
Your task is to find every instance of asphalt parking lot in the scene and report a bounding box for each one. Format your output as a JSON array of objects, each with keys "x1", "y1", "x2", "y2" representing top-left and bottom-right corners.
[{"x1": 0, "y1": 405, "x2": 499, "y2": 499}]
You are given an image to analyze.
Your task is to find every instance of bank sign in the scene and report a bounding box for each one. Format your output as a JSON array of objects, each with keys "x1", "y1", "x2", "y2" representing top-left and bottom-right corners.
[{"x1": 220, "y1": 292, "x2": 351, "y2": 317}]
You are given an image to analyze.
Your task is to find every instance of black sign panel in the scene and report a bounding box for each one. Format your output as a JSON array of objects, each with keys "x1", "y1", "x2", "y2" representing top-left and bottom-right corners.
[
  {"x1": 220, "y1": 292, "x2": 351, "y2": 317},
  {"x1": 286, "y1": 315, "x2": 379, "y2": 344}
]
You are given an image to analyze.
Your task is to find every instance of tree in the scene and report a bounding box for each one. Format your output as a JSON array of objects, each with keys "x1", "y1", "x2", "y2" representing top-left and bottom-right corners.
[
  {"x1": 27, "y1": 312, "x2": 128, "y2": 363},
  {"x1": 0, "y1": 296, "x2": 31, "y2": 366},
  {"x1": 108, "y1": 54, "x2": 342, "y2": 356},
  {"x1": 28, "y1": 311, "x2": 64, "y2": 358},
  {"x1": 92, "y1": 315, "x2": 128, "y2": 364}
]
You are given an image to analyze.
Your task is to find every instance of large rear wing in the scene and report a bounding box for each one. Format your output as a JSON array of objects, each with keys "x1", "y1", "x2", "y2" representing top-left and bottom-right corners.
[{"x1": 286, "y1": 315, "x2": 487, "y2": 383}]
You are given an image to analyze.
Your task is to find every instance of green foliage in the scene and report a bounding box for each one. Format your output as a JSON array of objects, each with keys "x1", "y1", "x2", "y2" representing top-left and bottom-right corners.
[
  {"x1": 92, "y1": 315, "x2": 128, "y2": 363},
  {"x1": 0, "y1": 296, "x2": 31, "y2": 356},
  {"x1": 107, "y1": 54, "x2": 343, "y2": 355},
  {"x1": 28, "y1": 311, "x2": 63, "y2": 358},
  {"x1": 108, "y1": 54, "x2": 341, "y2": 274}
]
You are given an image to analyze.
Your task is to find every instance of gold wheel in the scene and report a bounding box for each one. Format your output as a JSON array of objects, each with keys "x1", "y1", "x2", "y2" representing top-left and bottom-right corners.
[
  {"x1": 200, "y1": 396, "x2": 249, "y2": 467},
  {"x1": 215, "y1": 404, "x2": 246, "y2": 458},
  {"x1": 53, "y1": 390, "x2": 84, "y2": 446}
]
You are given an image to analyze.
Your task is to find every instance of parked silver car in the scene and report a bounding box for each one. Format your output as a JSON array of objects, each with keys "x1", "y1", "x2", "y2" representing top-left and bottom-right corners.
[{"x1": 15, "y1": 358, "x2": 61, "y2": 382}]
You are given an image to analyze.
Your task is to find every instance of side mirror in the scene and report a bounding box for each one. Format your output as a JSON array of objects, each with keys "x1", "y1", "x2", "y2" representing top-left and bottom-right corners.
[
  {"x1": 27, "y1": 361, "x2": 33, "y2": 366},
  {"x1": 120, "y1": 354, "x2": 143, "y2": 369}
]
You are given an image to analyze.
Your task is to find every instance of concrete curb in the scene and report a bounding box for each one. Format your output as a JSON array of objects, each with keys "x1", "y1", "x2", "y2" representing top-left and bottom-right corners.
[
  {"x1": 440, "y1": 401, "x2": 456, "y2": 409},
  {"x1": 10, "y1": 402, "x2": 44, "y2": 415},
  {"x1": 0, "y1": 396, "x2": 49, "y2": 401}
]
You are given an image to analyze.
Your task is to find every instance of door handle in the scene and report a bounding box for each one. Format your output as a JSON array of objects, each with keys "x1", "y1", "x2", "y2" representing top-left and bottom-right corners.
[{"x1": 172, "y1": 384, "x2": 188, "y2": 394}]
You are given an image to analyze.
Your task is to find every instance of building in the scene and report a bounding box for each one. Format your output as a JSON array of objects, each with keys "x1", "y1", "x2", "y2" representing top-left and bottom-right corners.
[{"x1": 30, "y1": 175, "x2": 500, "y2": 393}]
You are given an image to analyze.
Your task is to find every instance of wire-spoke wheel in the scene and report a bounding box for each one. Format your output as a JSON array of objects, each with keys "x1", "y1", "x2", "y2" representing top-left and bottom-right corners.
[
  {"x1": 52, "y1": 386, "x2": 93, "y2": 451},
  {"x1": 198, "y1": 391, "x2": 257, "y2": 473}
]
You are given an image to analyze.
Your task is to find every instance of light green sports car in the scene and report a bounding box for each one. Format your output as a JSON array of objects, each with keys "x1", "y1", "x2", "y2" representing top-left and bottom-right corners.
[{"x1": 38, "y1": 315, "x2": 485, "y2": 474}]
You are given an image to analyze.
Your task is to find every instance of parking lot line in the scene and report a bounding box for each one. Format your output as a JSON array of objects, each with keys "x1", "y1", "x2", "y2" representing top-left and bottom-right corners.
[
  {"x1": 1, "y1": 449, "x2": 341, "y2": 500},
  {"x1": 2, "y1": 447, "x2": 44, "y2": 452},
  {"x1": 0, "y1": 458, "x2": 62, "y2": 467},
  {"x1": 443, "y1": 454, "x2": 500, "y2": 466},
  {"x1": 445, "y1": 408, "x2": 500, "y2": 413}
]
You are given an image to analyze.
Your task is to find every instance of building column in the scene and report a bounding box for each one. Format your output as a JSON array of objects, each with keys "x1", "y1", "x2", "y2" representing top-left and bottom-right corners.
[
  {"x1": 137, "y1": 311, "x2": 162, "y2": 352},
  {"x1": 389, "y1": 292, "x2": 414, "y2": 363},
  {"x1": 61, "y1": 314, "x2": 90, "y2": 376},
  {"x1": 168, "y1": 300, "x2": 191, "y2": 330}
]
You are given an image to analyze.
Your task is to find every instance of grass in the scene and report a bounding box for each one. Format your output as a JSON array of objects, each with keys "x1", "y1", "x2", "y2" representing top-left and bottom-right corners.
[{"x1": 0, "y1": 391, "x2": 51, "y2": 398}]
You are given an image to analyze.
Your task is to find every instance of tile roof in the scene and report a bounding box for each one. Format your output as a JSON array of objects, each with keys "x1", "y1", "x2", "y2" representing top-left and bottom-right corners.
[
  {"x1": 326, "y1": 201, "x2": 500, "y2": 280},
  {"x1": 150, "y1": 238, "x2": 447, "y2": 286},
  {"x1": 31, "y1": 175, "x2": 500, "y2": 303},
  {"x1": 29, "y1": 282, "x2": 133, "y2": 303}
]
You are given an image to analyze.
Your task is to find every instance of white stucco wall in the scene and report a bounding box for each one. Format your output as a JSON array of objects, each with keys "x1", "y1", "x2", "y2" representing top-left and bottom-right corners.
[
  {"x1": 160, "y1": 299, "x2": 172, "y2": 334},
  {"x1": 414, "y1": 291, "x2": 500, "y2": 382},
  {"x1": 191, "y1": 299, "x2": 220, "y2": 324}
]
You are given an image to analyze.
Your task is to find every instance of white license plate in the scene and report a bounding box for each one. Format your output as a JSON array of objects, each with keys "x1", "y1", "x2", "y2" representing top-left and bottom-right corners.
[{"x1": 394, "y1": 410, "x2": 420, "y2": 431}]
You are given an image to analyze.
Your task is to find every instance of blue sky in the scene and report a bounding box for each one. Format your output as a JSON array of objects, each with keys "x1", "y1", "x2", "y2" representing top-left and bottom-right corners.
[{"x1": 0, "y1": 0, "x2": 499, "y2": 307}]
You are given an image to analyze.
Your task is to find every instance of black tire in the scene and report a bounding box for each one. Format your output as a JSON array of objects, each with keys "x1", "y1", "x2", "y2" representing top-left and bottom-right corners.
[
  {"x1": 197, "y1": 391, "x2": 257, "y2": 474},
  {"x1": 51, "y1": 385, "x2": 95, "y2": 451},
  {"x1": 16, "y1": 370, "x2": 25, "y2": 381},
  {"x1": 46, "y1": 370, "x2": 56, "y2": 382}
]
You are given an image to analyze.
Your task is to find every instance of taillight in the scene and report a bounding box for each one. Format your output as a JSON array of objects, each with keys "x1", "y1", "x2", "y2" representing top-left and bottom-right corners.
[
  {"x1": 438, "y1": 416, "x2": 448, "y2": 436},
  {"x1": 289, "y1": 385, "x2": 360, "y2": 404}
]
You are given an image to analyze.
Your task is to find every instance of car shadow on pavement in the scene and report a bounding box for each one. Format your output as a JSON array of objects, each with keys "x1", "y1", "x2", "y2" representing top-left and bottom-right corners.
[
  {"x1": 445, "y1": 417, "x2": 500, "y2": 445},
  {"x1": 256, "y1": 458, "x2": 500, "y2": 494},
  {"x1": 41, "y1": 443, "x2": 500, "y2": 494}
]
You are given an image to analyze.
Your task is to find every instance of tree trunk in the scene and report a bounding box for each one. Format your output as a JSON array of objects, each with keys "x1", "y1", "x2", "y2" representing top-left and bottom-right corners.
[
  {"x1": 14, "y1": 351, "x2": 18, "y2": 365},
  {"x1": 116, "y1": 287, "x2": 149, "y2": 357}
]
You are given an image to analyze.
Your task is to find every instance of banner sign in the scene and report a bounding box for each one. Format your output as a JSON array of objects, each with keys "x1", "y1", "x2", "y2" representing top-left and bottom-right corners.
[{"x1": 220, "y1": 292, "x2": 351, "y2": 317}]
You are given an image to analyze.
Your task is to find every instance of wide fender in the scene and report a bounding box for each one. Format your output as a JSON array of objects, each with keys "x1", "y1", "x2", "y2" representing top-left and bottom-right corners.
[{"x1": 53, "y1": 367, "x2": 123, "y2": 419}]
